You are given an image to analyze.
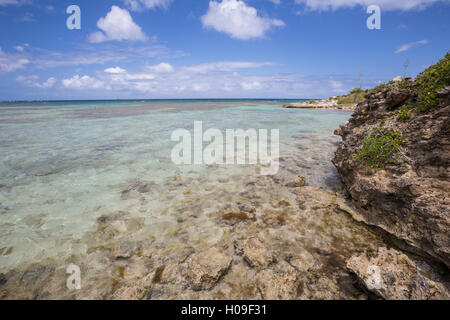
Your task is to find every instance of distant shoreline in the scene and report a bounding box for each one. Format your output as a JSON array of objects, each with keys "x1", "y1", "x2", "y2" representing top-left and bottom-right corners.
[{"x1": 0, "y1": 98, "x2": 310, "y2": 104}]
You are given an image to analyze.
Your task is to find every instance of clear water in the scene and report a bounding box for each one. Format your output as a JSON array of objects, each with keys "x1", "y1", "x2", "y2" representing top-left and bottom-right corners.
[{"x1": 0, "y1": 100, "x2": 370, "y2": 299}]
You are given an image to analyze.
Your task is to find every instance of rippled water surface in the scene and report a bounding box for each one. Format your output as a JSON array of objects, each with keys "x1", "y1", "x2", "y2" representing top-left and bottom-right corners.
[{"x1": 0, "y1": 100, "x2": 383, "y2": 299}]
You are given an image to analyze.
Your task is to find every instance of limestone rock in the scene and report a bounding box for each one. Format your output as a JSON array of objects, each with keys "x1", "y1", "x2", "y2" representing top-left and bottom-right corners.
[
  {"x1": 221, "y1": 209, "x2": 256, "y2": 225},
  {"x1": 347, "y1": 247, "x2": 449, "y2": 300},
  {"x1": 186, "y1": 247, "x2": 232, "y2": 291},
  {"x1": 234, "y1": 238, "x2": 276, "y2": 269},
  {"x1": 333, "y1": 71, "x2": 450, "y2": 267},
  {"x1": 286, "y1": 175, "x2": 307, "y2": 188},
  {"x1": 289, "y1": 249, "x2": 318, "y2": 272},
  {"x1": 256, "y1": 269, "x2": 300, "y2": 300}
]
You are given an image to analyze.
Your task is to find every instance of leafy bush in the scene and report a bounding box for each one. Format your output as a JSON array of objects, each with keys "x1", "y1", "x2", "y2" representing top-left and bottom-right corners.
[
  {"x1": 337, "y1": 89, "x2": 366, "y2": 105},
  {"x1": 355, "y1": 128, "x2": 405, "y2": 169},
  {"x1": 415, "y1": 53, "x2": 450, "y2": 113},
  {"x1": 396, "y1": 104, "x2": 413, "y2": 121},
  {"x1": 350, "y1": 88, "x2": 364, "y2": 94},
  {"x1": 368, "y1": 83, "x2": 388, "y2": 94}
]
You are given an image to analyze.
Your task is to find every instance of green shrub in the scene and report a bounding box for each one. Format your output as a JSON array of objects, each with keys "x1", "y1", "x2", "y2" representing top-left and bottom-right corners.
[
  {"x1": 337, "y1": 90, "x2": 366, "y2": 105},
  {"x1": 337, "y1": 95, "x2": 355, "y2": 105},
  {"x1": 355, "y1": 128, "x2": 405, "y2": 169},
  {"x1": 415, "y1": 53, "x2": 450, "y2": 113},
  {"x1": 350, "y1": 88, "x2": 364, "y2": 95},
  {"x1": 396, "y1": 104, "x2": 413, "y2": 121},
  {"x1": 368, "y1": 83, "x2": 388, "y2": 94},
  {"x1": 398, "y1": 79, "x2": 415, "y2": 91}
]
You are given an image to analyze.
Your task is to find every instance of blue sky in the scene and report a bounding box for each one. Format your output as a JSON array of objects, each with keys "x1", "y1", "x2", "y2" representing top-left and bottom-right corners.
[{"x1": 0, "y1": 0, "x2": 449, "y2": 100}]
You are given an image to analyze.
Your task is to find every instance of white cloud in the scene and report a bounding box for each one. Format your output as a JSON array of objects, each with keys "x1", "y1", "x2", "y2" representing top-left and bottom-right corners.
[
  {"x1": 0, "y1": 48, "x2": 29, "y2": 74},
  {"x1": 125, "y1": 73, "x2": 156, "y2": 80},
  {"x1": 294, "y1": 0, "x2": 446, "y2": 11},
  {"x1": 395, "y1": 39, "x2": 429, "y2": 53},
  {"x1": 89, "y1": 6, "x2": 148, "y2": 43},
  {"x1": 41, "y1": 77, "x2": 57, "y2": 88},
  {"x1": 329, "y1": 79, "x2": 345, "y2": 93},
  {"x1": 192, "y1": 83, "x2": 211, "y2": 92},
  {"x1": 0, "y1": 0, "x2": 28, "y2": 6},
  {"x1": 201, "y1": 0, "x2": 285, "y2": 40},
  {"x1": 146, "y1": 62, "x2": 174, "y2": 73},
  {"x1": 124, "y1": 0, "x2": 172, "y2": 11},
  {"x1": 240, "y1": 81, "x2": 261, "y2": 90},
  {"x1": 32, "y1": 45, "x2": 169, "y2": 69},
  {"x1": 183, "y1": 61, "x2": 274, "y2": 73},
  {"x1": 59, "y1": 60, "x2": 364, "y2": 99},
  {"x1": 104, "y1": 66, "x2": 127, "y2": 74},
  {"x1": 62, "y1": 75, "x2": 106, "y2": 90},
  {"x1": 16, "y1": 75, "x2": 57, "y2": 88}
]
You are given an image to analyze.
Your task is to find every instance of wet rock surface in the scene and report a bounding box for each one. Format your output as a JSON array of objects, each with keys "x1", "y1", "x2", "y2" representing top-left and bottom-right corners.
[
  {"x1": 286, "y1": 175, "x2": 307, "y2": 188},
  {"x1": 186, "y1": 248, "x2": 232, "y2": 291},
  {"x1": 0, "y1": 167, "x2": 393, "y2": 300},
  {"x1": 347, "y1": 247, "x2": 449, "y2": 300},
  {"x1": 235, "y1": 238, "x2": 276, "y2": 269}
]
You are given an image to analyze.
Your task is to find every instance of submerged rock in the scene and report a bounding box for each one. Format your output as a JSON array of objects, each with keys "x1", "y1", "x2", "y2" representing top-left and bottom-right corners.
[
  {"x1": 186, "y1": 247, "x2": 232, "y2": 291},
  {"x1": 0, "y1": 273, "x2": 7, "y2": 285},
  {"x1": 0, "y1": 246, "x2": 13, "y2": 256},
  {"x1": 235, "y1": 238, "x2": 276, "y2": 269},
  {"x1": 286, "y1": 175, "x2": 307, "y2": 188},
  {"x1": 347, "y1": 247, "x2": 449, "y2": 300},
  {"x1": 121, "y1": 181, "x2": 154, "y2": 199},
  {"x1": 220, "y1": 204, "x2": 256, "y2": 225},
  {"x1": 256, "y1": 269, "x2": 300, "y2": 300}
]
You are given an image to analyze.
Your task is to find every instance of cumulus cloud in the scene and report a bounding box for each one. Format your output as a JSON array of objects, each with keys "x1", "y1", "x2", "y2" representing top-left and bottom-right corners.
[
  {"x1": 124, "y1": 0, "x2": 172, "y2": 11},
  {"x1": 16, "y1": 75, "x2": 57, "y2": 88},
  {"x1": 0, "y1": 48, "x2": 29, "y2": 74},
  {"x1": 395, "y1": 39, "x2": 429, "y2": 53},
  {"x1": 89, "y1": 6, "x2": 148, "y2": 43},
  {"x1": 201, "y1": 0, "x2": 285, "y2": 40},
  {"x1": 61, "y1": 61, "x2": 275, "y2": 95},
  {"x1": 59, "y1": 60, "x2": 364, "y2": 99},
  {"x1": 104, "y1": 67, "x2": 127, "y2": 74},
  {"x1": 146, "y1": 62, "x2": 174, "y2": 73},
  {"x1": 62, "y1": 75, "x2": 107, "y2": 90},
  {"x1": 294, "y1": 0, "x2": 446, "y2": 11}
]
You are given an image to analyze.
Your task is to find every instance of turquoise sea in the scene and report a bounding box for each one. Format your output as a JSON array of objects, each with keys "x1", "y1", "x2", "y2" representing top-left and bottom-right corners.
[{"x1": 0, "y1": 100, "x2": 382, "y2": 299}]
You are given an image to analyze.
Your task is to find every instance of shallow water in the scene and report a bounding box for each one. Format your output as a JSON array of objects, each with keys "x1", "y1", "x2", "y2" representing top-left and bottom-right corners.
[{"x1": 0, "y1": 100, "x2": 381, "y2": 299}]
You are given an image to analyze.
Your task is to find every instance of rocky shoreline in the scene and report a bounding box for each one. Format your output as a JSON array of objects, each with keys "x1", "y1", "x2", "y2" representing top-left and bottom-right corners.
[
  {"x1": 333, "y1": 54, "x2": 450, "y2": 298},
  {"x1": 282, "y1": 88, "x2": 369, "y2": 111},
  {"x1": 283, "y1": 97, "x2": 356, "y2": 110}
]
